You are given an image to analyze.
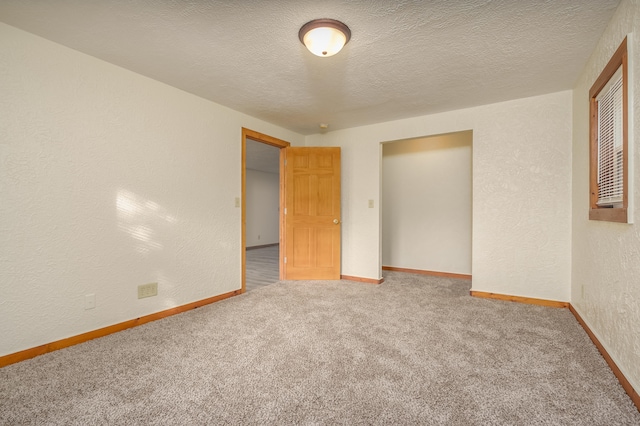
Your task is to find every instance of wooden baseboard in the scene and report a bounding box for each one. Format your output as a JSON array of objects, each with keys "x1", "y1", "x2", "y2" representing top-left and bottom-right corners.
[
  {"x1": 0, "y1": 289, "x2": 242, "y2": 368},
  {"x1": 341, "y1": 275, "x2": 384, "y2": 284},
  {"x1": 382, "y1": 266, "x2": 471, "y2": 280},
  {"x1": 470, "y1": 290, "x2": 568, "y2": 308},
  {"x1": 569, "y1": 304, "x2": 640, "y2": 412},
  {"x1": 246, "y1": 243, "x2": 279, "y2": 250}
]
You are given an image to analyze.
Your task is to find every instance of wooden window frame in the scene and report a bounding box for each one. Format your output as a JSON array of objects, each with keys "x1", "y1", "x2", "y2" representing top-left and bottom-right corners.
[{"x1": 589, "y1": 37, "x2": 629, "y2": 223}]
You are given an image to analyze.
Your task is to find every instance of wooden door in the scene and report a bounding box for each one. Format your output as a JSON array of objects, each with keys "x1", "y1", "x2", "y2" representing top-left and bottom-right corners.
[{"x1": 283, "y1": 147, "x2": 341, "y2": 280}]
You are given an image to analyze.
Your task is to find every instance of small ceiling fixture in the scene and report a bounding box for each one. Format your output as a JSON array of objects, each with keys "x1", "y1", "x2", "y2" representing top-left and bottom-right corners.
[{"x1": 299, "y1": 19, "x2": 351, "y2": 57}]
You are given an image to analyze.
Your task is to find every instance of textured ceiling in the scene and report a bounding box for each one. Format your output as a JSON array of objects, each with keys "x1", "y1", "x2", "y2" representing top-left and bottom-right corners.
[{"x1": 0, "y1": 0, "x2": 621, "y2": 135}]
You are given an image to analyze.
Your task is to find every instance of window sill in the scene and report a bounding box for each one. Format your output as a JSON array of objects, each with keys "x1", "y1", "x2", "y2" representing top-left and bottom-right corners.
[{"x1": 589, "y1": 207, "x2": 628, "y2": 223}]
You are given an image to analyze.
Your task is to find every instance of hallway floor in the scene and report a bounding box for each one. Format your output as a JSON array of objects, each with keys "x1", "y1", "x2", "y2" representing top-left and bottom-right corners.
[{"x1": 246, "y1": 245, "x2": 279, "y2": 292}]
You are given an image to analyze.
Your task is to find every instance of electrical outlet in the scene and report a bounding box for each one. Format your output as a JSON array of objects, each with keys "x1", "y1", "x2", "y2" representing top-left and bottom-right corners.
[
  {"x1": 85, "y1": 294, "x2": 95, "y2": 310},
  {"x1": 138, "y1": 282, "x2": 158, "y2": 299},
  {"x1": 258, "y1": 234, "x2": 261, "y2": 240}
]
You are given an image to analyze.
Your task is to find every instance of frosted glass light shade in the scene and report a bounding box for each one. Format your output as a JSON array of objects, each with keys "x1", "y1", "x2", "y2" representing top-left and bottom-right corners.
[{"x1": 299, "y1": 19, "x2": 351, "y2": 57}]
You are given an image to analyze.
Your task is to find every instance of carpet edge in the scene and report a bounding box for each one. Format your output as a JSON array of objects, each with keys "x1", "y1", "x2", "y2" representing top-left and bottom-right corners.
[
  {"x1": 569, "y1": 304, "x2": 640, "y2": 413},
  {"x1": 0, "y1": 289, "x2": 242, "y2": 368}
]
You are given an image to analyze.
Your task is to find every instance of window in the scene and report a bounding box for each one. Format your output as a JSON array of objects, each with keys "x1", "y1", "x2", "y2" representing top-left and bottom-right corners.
[{"x1": 589, "y1": 37, "x2": 629, "y2": 223}]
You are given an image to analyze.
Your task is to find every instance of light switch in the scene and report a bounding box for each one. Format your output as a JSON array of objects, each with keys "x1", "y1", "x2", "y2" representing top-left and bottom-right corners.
[{"x1": 235, "y1": 197, "x2": 240, "y2": 208}]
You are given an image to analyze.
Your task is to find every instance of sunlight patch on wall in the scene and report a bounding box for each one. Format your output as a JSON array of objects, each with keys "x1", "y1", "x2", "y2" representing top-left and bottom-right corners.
[{"x1": 116, "y1": 189, "x2": 176, "y2": 254}]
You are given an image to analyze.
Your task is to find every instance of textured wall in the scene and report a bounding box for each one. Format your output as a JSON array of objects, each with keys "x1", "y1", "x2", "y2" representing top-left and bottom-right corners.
[
  {"x1": 0, "y1": 23, "x2": 303, "y2": 357},
  {"x1": 382, "y1": 132, "x2": 472, "y2": 274},
  {"x1": 571, "y1": 0, "x2": 640, "y2": 396},
  {"x1": 246, "y1": 169, "x2": 279, "y2": 247},
  {"x1": 307, "y1": 91, "x2": 572, "y2": 303}
]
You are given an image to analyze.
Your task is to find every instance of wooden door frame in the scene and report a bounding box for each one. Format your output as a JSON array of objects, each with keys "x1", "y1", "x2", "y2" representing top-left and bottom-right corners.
[{"x1": 241, "y1": 128, "x2": 290, "y2": 292}]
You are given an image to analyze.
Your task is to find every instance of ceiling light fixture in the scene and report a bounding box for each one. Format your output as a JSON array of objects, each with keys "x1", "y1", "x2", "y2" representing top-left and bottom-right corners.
[{"x1": 299, "y1": 19, "x2": 351, "y2": 57}]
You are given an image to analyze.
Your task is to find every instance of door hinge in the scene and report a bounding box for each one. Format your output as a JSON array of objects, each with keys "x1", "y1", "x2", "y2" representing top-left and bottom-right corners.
[
  {"x1": 284, "y1": 257, "x2": 287, "y2": 264},
  {"x1": 284, "y1": 208, "x2": 287, "y2": 215},
  {"x1": 284, "y1": 159, "x2": 287, "y2": 166}
]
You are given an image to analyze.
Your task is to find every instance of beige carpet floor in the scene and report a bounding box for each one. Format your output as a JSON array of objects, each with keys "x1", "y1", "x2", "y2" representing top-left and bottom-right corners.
[{"x1": 1, "y1": 271, "x2": 639, "y2": 425}]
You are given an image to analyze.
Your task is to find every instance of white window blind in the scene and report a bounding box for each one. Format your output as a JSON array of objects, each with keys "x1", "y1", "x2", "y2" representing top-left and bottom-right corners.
[{"x1": 596, "y1": 66, "x2": 623, "y2": 206}]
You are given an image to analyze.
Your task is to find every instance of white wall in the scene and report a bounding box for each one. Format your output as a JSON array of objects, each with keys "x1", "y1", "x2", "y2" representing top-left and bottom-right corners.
[
  {"x1": 382, "y1": 132, "x2": 472, "y2": 274},
  {"x1": 571, "y1": 0, "x2": 640, "y2": 396},
  {"x1": 307, "y1": 91, "x2": 572, "y2": 302},
  {"x1": 246, "y1": 169, "x2": 279, "y2": 247},
  {"x1": 0, "y1": 23, "x2": 304, "y2": 357}
]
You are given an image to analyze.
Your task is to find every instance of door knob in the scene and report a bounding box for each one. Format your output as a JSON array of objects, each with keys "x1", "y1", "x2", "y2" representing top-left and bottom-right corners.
[{"x1": 333, "y1": 219, "x2": 340, "y2": 224}]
